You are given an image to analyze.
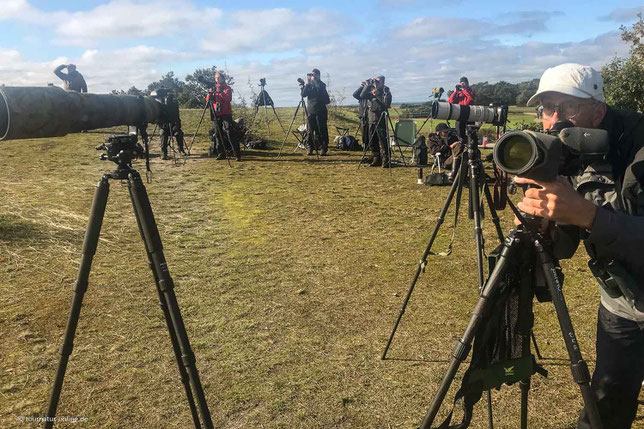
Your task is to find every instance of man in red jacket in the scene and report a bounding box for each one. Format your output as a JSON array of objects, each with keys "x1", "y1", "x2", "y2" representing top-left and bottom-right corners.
[
  {"x1": 447, "y1": 76, "x2": 476, "y2": 180},
  {"x1": 201, "y1": 71, "x2": 241, "y2": 161}
]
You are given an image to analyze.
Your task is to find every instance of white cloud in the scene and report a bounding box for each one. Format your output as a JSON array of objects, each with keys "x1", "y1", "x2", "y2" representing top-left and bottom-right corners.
[
  {"x1": 201, "y1": 8, "x2": 349, "y2": 53},
  {"x1": 600, "y1": 6, "x2": 644, "y2": 22},
  {"x1": 55, "y1": 0, "x2": 222, "y2": 44}
]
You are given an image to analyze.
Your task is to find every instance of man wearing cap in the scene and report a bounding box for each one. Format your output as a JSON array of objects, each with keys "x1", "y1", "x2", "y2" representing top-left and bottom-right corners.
[
  {"x1": 428, "y1": 123, "x2": 459, "y2": 167},
  {"x1": 300, "y1": 68, "x2": 331, "y2": 155},
  {"x1": 518, "y1": 63, "x2": 644, "y2": 429},
  {"x1": 53, "y1": 64, "x2": 87, "y2": 93},
  {"x1": 360, "y1": 76, "x2": 392, "y2": 167}
]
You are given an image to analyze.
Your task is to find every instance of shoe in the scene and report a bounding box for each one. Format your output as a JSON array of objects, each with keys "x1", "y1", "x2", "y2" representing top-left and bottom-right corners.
[
  {"x1": 320, "y1": 149, "x2": 328, "y2": 156},
  {"x1": 382, "y1": 158, "x2": 391, "y2": 168},
  {"x1": 215, "y1": 154, "x2": 225, "y2": 160},
  {"x1": 235, "y1": 156, "x2": 242, "y2": 161},
  {"x1": 307, "y1": 148, "x2": 314, "y2": 156},
  {"x1": 370, "y1": 157, "x2": 382, "y2": 167},
  {"x1": 162, "y1": 154, "x2": 170, "y2": 160}
]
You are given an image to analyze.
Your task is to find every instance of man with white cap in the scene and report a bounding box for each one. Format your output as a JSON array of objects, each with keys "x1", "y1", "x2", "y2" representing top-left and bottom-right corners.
[{"x1": 519, "y1": 63, "x2": 644, "y2": 428}]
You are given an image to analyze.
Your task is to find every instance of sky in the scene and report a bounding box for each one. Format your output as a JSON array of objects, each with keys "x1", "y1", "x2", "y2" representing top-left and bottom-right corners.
[{"x1": 0, "y1": 0, "x2": 643, "y2": 106}]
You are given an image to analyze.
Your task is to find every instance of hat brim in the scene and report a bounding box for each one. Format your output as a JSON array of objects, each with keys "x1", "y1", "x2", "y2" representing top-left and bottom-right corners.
[{"x1": 527, "y1": 85, "x2": 594, "y2": 107}]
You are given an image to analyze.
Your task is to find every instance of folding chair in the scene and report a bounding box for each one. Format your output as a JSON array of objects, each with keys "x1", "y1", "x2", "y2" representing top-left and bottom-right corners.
[{"x1": 391, "y1": 119, "x2": 416, "y2": 165}]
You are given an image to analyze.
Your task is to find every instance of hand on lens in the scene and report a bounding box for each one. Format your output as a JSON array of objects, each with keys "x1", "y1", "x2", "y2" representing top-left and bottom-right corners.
[{"x1": 513, "y1": 176, "x2": 597, "y2": 230}]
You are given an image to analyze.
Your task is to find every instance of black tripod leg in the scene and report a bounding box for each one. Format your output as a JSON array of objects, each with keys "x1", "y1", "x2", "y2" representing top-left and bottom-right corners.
[
  {"x1": 419, "y1": 231, "x2": 520, "y2": 429},
  {"x1": 535, "y1": 242, "x2": 603, "y2": 429},
  {"x1": 520, "y1": 379, "x2": 529, "y2": 429},
  {"x1": 278, "y1": 101, "x2": 301, "y2": 157},
  {"x1": 127, "y1": 171, "x2": 214, "y2": 429},
  {"x1": 531, "y1": 331, "x2": 543, "y2": 360},
  {"x1": 381, "y1": 161, "x2": 465, "y2": 359},
  {"x1": 45, "y1": 176, "x2": 110, "y2": 429},
  {"x1": 483, "y1": 182, "x2": 505, "y2": 244},
  {"x1": 271, "y1": 105, "x2": 287, "y2": 135},
  {"x1": 468, "y1": 160, "x2": 485, "y2": 290},
  {"x1": 127, "y1": 184, "x2": 201, "y2": 428}
]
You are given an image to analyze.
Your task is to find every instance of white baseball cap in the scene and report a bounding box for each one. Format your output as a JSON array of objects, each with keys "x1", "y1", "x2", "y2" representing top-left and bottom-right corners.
[{"x1": 527, "y1": 63, "x2": 604, "y2": 107}]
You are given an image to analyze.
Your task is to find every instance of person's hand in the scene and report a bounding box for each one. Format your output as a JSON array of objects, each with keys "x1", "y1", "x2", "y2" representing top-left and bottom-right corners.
[{"x1": 513, "y1": 176, "x2": 597, "y2": 229}]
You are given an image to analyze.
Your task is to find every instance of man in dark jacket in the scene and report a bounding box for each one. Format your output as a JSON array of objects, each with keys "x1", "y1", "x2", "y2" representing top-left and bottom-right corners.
[
  {"x1": 199, "y1": 72, "x2": 240, "y2": 161},
  {"x1": 300, "y1": 68, "x2": 330, "y2": 155},
  {"x1": 428, "y1": 122, "x2": 459, "y2": 164},
  {"x1": 53, "y1": 64, "x2": 87, "y2": 93},
  {"x1": 360, "y1": 76, "x2": 392, "y2": 168},
  {"x1": 516, "y1": 63, "x2": 644, "y2": 429},
  {"x1": 353, "y1": 81, "x2": 370, "y2": 157}
]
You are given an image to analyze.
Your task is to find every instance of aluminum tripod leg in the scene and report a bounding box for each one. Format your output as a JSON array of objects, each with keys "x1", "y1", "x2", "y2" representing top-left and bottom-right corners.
[
  {"x1": 128, "y1": 170, "x2": 214, "y2": 429},
  {"x1": 128, "y1": 180, "x2": 201, "y2": 428},
  {"x1": 381, "y1": 161, "x2": 465, "y2": 359},
  {"x1": 44, "y1": 176, "x2": 110, "y2": 429}
]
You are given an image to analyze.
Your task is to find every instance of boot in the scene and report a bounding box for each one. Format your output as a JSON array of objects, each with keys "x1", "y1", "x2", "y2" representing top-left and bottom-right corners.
[
  {"x1": 382, "y1": 157, "x2": 391, "y2": 168},
  {"x1": 370, "y1": 156, "x2": 382, "y2": 167},
  {"x1": 162, "y1": 152, "x2": 170, "y2": 160}
]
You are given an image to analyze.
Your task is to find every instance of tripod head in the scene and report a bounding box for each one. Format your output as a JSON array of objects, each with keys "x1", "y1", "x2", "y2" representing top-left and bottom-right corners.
[{"x1": 96, "y1": 132, "x2": 150, "y2": 179}]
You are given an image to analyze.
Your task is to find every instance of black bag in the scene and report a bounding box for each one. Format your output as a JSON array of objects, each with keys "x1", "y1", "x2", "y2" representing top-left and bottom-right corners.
[
  {"x1": 426, "y1": 172, "x2": 450, "y2": 186},
  {"x1": 435, "y1": 245, "x2": 547, "y2": 429}
]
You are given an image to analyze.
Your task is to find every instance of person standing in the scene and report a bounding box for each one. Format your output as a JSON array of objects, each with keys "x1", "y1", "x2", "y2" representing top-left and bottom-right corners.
[
  {"x1": 360, "y1": 76, "x2": 392, "y2": 168},
  {"x1": 353, "y1": 80, "x2": 371, "y2": 159},
  {"x1": 200, "y1": 72, "x2": 240, "y2": 161},
  {"x1": 53, "y1": 64, "x2": 87, "y2": 93},
  {"x1": 300, "y1": 68, "x2": 330, "y2": 155}
]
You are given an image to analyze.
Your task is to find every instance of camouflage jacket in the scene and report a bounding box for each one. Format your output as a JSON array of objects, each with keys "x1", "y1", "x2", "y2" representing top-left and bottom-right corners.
[{"x1": 571, "y1": 106, "x2": 644, "y2": 320}]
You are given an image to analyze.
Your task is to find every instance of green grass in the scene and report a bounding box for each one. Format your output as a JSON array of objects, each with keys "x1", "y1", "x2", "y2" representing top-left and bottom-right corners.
[{"x1": 0, "y1": 106, "x2": 640, "y2": 428}]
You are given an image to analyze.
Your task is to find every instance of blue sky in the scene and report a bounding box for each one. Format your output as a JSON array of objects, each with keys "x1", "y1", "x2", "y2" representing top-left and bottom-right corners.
[{"x1": 1, "y1": 0, "x2": 642, "y2": 105}]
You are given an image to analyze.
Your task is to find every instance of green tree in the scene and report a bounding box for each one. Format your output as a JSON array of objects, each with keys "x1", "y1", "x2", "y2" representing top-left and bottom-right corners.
[
  {"x1": 126, "y1": 86, "x2": 144, "y2": 96},
  {"x1": 601, "y1": 14, "x2": 644, "y2": 112},
  {"x1": 181, "y1": 66, "x2": 234, "y2": 108},
  {"x1": 147, "y1": 71, "x2": 185, "y2": 95}
]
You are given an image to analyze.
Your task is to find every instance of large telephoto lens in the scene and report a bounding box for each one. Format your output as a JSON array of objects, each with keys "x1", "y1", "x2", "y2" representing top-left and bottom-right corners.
[
  {"x1": 493, "y1": 131, "x2": 543, "y2": 175},
  {"x1": 431, "y1": 101, "x2": 504, "y2": 124}
]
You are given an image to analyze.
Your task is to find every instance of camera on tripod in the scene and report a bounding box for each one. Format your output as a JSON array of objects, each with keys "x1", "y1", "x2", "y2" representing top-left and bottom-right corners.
[
  {"x1": 259, "y1": 78, "x2": 266, "y2": 86},
  {"x1": 493, "y1": 124, "x2": 609, "y2": 182},
  {"x1": 96, "y1": 134, "x2": 145, "y2": 163},
  {"x1": 431, "y1": 101, "x2": 508, "y2": 127}
]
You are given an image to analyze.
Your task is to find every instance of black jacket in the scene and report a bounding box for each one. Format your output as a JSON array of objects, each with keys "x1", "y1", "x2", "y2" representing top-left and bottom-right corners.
[
  {"x1": 353, "y1": 86, "x2": 368, "y2": 119},
  {"x1": 569, "y1": 106, "x2": 644, "y2": 318},
  {"x1": 301, "y1": 79, "x2": 330, "y2": 115},
  {"x1": 360, "y1": 84, "x2": 392, "y2": 124}
]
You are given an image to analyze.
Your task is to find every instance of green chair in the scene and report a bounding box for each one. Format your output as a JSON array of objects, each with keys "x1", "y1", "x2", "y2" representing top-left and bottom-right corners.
[{"x1": 391, "y1": 119, "x2": 416, "y2": 165}]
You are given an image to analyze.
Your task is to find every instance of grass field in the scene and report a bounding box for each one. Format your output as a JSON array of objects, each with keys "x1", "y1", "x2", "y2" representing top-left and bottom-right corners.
[{"x1": 1, "y1": 106, "x2": 641, "y2": 428}]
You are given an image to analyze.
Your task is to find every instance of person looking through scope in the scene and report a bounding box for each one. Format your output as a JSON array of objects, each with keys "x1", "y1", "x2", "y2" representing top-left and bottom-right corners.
[
  {"x1": 353, "y1": 80, "x2": 371, "y2": 162},
  {"x1": 299, "y1": 68, "x2": 330, "y2": 156},
  {"x1": 510, "y1": 63, "x2": 644, "y2": 429},
  {"x1": 154, "y1": 91, "x2": 186, "y2": 160},
  {"x1": 53, "y1": 64, "x2": 87, "y2": 93},
  {"x1": 199, "y1": 71, "x2": 240, "y2": 161},
  {"x1": 359, "y1": 76, "x2": 392, "y2": 168}
]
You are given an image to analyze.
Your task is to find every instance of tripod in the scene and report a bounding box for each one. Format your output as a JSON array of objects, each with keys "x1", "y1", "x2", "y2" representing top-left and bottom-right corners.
[
  {"x1": 278, "y1": 95, "x2": 320, "y2": 159},
  {"x1": 251, "y1": 82, "x2": 286, "y2": 137},
  {"x1": 419, "y1": 214, "x2": 603, "y2": 429},
  {"x1": 44, "y1": 135, "x2": 213, "y2": 429},
  {"x1": 358, "y1": 107, "x2": 407, "y2": 169},
  {"x1": 382, "y1": 125, "x2": 505, "y2": 359}
]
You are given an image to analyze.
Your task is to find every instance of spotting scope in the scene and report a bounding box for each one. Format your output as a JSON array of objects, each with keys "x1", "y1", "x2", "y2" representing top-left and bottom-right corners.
[{"x1": 493, "y1": 126, "x2": 610, "y2": 182}]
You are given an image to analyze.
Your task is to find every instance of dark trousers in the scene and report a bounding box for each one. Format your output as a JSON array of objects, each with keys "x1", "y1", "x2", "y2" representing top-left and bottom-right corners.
[
  {"x1": 161, "y1": 123, "x2": 185, "y2": 155},
  {"x1": 577, "y1": 304, "x2": 644, "y2": 429},
  {"x1": 307, "y1": 112, "x2": 328, "y2": 152},
  {"x1": 368, "y1": 121, "x2": 388, "y2": 160},
  {"x1": 209, "y1": 114, "x2": 240, "y2": 158},
  {"x1": 360, "y1": 117, "x2": 369, "y2": 152}
]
